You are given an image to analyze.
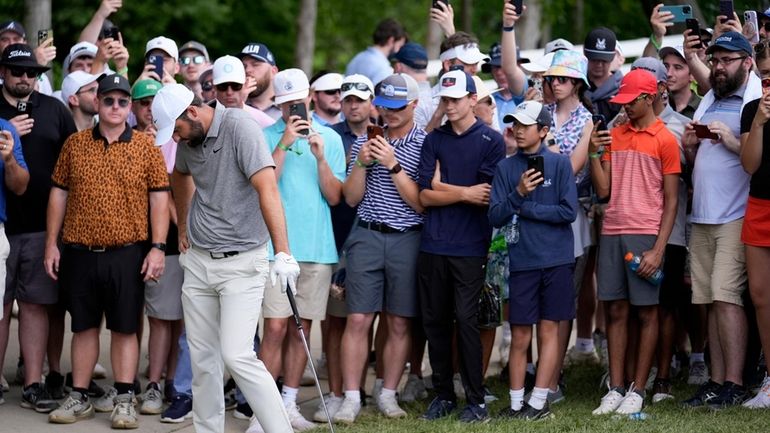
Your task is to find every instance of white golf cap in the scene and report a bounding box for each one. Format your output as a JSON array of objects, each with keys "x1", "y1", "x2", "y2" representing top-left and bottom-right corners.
[
  {"x1": 503, "y1": 100, "x2": 552, "y2": 126},
  {"x1": 62, "y1": 42, "x2": 98, "y2": 75},
  {"x1": 273, "y1": 68, "x2": 310, "y2": 105},
  {"x1": 340, "y1": 74, "x2": 374, "y2": 100},
  {"x1": 151, "y1": 83, "x2": 194, "y2": 145},
  {"x1": 437, "y1": 69, "x2": 477, "y2": 99},
  {"x1": 61, "y1": 70, "x2": 99, "y2": 103},
  {"x1": 471, "y1": 76, "x2": 501, "y2": 102},
  {"x1": 520, "y1": 52, "x2": 556, "y2": 74},
  {"x1": 439, "y1": 43, "x2": 490, "y2": 65},
  {"x1": 145, "y1": 36, "x2": 179, "y2": 61},
  {"x1": 311, "y1": 72, "x2": 344, "y2": 91},
  {"x1": 212, "y1": 55, "x2": 245, "y2": 85}
]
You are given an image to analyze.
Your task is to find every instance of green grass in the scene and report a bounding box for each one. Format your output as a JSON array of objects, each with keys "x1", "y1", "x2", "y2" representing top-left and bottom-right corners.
[{"x1": 323, "y1": 364, "x2": 770, "y2": 433}]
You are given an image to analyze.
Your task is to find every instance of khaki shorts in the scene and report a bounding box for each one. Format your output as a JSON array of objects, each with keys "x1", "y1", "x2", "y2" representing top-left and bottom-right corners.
[
  {"x1": 689, "y1": 219, "x2": 747, "y2": 306},
  {"x1": 262, "y1": 262, "x2": 332, "y2": 320}
]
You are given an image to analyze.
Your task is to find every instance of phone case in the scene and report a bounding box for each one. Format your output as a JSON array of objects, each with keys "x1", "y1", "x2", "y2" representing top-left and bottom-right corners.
[
  {"x1": 659, "y1": 5, "x2": 693, "y2": 23},
  {"x1": 746, "y1": 11, "x2": 760, "y2": 44}
]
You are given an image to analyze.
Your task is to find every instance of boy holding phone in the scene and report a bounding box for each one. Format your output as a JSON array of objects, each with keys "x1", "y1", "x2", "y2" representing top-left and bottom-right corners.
[{"x1": 489, "y1": 101, "x2": 577, "y2": 420}]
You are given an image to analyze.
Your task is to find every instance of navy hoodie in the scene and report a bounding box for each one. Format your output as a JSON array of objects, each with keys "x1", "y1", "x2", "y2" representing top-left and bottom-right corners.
[
  {"x1": 418, "y1": 119, "x2": 505, "y2": 257},
  {"x1": 488, "y1": 144, "x2": 578, "y2": 271}
]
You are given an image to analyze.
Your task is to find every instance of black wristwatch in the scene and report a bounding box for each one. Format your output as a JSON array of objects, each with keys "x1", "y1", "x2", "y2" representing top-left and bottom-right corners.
[
  {"x1": 389, "y1": 163, "x2": 402, "y2": 174},
  {"x1": 151, "y1": 242, "x2": 167, "y2": 252}
]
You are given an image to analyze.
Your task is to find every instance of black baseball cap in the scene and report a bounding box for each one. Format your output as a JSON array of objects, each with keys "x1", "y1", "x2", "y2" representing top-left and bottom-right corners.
[
  {"x1": 583, "y1": 27, "x2": 617, "y2": 62},
  {"x1": 0, "y1": 43, "x2": 49, "y2": 71},
  {"x1": 97, "y1": 73, "x2": 131, "y2": 95}
]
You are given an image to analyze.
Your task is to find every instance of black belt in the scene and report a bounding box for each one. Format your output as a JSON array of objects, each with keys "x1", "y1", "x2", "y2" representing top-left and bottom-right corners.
[
  {"x1": 357, "y1": 220, "x2": 422, "y2": 234},
  {"x1": 209, "y1": 251, "x2": 239, "y2": 259},
  {"x1": 67, "y1": 243, "x2": 137, "y2": 253}
]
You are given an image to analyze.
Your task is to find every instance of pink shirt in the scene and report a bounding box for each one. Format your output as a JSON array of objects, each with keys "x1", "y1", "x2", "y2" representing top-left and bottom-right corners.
[{"x1": 244, "y1": 105, "x2": 275, "y2": 128}]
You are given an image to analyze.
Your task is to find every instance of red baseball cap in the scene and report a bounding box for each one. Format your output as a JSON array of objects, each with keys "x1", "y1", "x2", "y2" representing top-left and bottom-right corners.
[{"x1": 609, "y1": 69, "x2": 658, "y2": 105}]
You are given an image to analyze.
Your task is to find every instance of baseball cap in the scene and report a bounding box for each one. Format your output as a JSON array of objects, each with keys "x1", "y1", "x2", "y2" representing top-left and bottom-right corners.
[
  {"x1": 544, "y1": 38, "x2": 574, "y2": 55},
  {"x1": 0, "y1": 20, "x2": 25, "y2": 39},
  {"x1": 273, "y1": 68, "x2": 310, "y2": 105},
  {"x1": 373, "y1": 73, "x2": 419, "y2": 109},
  {"x1": 520, "y1": 52, "x2": 556, "y2": 74},
  {"x1": 97, "y1": 73, "x2": 131, "y2": 96},
  {"x1": 179, "y1": 40, "x2": 210, "y2": 62},
  {"x1": 198, "y1": 67, "x2": 213, "y2": 85},
  {"x1": 503, "y1": 101, "x2": 552, "y2": 127},
  {"x1": 583, "y1": 27, "x2": 617, "y2": 62},
  {"x1": 340, "y1": 74, "x2": 374, "y2": 100},
  {"x1": 609, "y1": 69, "x2": 658, "y2": 105},
  {"x1": 437, "y1": 70, "x2": 477, "y2": 98},
  {"x1": 471, "y1": 75, "x2": 501, "y2": 102},
  {"x1": 631, "y1": 57, "x2": 667, "y2": 83},
  {"x1": 544, "y1": 50, "x2": 589, "y2": 86},
  {"x1": 212, "y1": 55, "x2": 245, "y2": 85},
  {"x1": 390, "y1": 42, "x2": 428, "y2": 70},
  {"x1": 762, "y1": 8, "x2": 770, "y2": 19},
  {"x1": 705, "y1": 31, "x2": 752, "y2": 55},
  {"x1": 439, "y1": 43, "x2": 490, "y2": 65},
  {"x1": 659, "y1": 45, "x2": 685, "y2": 61},
  {"x1": 131, "y1": 79, "x2": 162, "y2": 101},
  {"x1": 0, "y1": 43, "x2": 49, "y2": 71},
  {"x1": 312, "y1": 73, "x2": 344, "y2": 92},
  {"x1": 152, "y1": 83, "x2": 194, "y2": 145},
  {"x1": 145, "y1": 36, "x2": 179, "y2": 61},
  {"x1": 61, "y1": 71, "x2": 99, "y2": 103},
  {"x1": 62, "y1": 42, "x2": 98, "y2": 74},
  {"x1": 237, "y1": 42, "x2": 276, "y2": 66}
]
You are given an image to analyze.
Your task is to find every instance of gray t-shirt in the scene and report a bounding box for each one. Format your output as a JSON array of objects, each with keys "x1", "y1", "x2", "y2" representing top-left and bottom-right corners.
[{"x1": 175, "y1": 104, "x2": 275, "y2": 252}]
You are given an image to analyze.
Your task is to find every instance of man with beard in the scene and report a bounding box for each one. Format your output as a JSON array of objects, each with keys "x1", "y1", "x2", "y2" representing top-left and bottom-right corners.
[
  {"x1": 346, "y1": 18, "x2": 407, "y2": 86},
  {"x1": 238, "y1": 42, "x2": 281, "y2": 120},
  {"x1": 310, "y1": 72, "x2": 343, "y2": 126},
  {"x1": 680, "y1": 31, "x2": 760, "y2": 409},
  {"x1": 152, "y1": 83, "x2": 298, "y2": 433},
  {"x1": 0, "y1": 44, "x2": 76, "y2": 411},
  {"x1": 61, "y1": 71, "x2": 99, "y2": 131}
]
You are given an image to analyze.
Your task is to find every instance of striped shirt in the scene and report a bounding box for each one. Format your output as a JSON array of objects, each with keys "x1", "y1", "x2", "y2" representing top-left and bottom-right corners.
[
  {"x1": 347, "y1": 126, "x2": 425, "y2": 230},
  {"x1": 601, "y1": 119, "x2": 681, "y2": 235}
]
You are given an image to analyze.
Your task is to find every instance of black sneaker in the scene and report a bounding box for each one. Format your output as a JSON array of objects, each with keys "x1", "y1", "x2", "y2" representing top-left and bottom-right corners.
[
  {"x1": 234, "y1": 401, "x2": 253, "y2": 420},
  {"x1": 708, "y1": 381, "x2": 749, "y2": 409},
  {"x1": 518, "y1": 401, "x2": 553, "y2": 420},
  {"x1": 525, "y1": 371, "x2": 536, "y2": 393},
  {"x1": 682, "y1": 380, "x2": 721, "y2": 408},
  {"x1": 161, "y1": 394, "x2": 192, "y2": 423},
  {"x1": 65, "y1": 373, "x2": 105, "y2": 398},
  {"x1": 458, "y1": 404, "x2": 488, "y2": 423},
  {"x1": 21, "y1": 382, "x2": 59, "y2": 413},
  {"x1": 420, "y1": 397, "x2": 456, "y2": 420},
  {"x1": 163, "y1": 380, "x2": 176, "y2": 403},
  {"x1": 45, "y1": 371, "x2": 67, "y2": 400},
  {"x1": 497, "y1": 406, "x2": 522, "y2": 419}
]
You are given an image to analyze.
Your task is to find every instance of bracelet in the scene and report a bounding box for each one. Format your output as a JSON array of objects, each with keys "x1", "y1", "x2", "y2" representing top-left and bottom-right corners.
[
  {"x1": 589, "y1": 152, "x2": 602, "y2": 159},
  {"x1": 355, "y1": 159, "x2": 367, "y2": 168},
  {"x1": 502, "y1": 24, "x2": 515, "y2": 32},
  {"x1": 277, "y1": 143, "x2": 291, "y2": 152},
  {"x1": 649, "y1": 33, "x2": 662, "y2": 51},
  {"x1": 116, "y1": 67, "x2": 128, "y2": 75}
]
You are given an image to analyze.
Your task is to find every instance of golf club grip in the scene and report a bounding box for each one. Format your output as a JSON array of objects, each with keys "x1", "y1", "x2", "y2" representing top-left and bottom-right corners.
[{"x1": 286, "y1": 287, "x2": 303, "y2": 328}]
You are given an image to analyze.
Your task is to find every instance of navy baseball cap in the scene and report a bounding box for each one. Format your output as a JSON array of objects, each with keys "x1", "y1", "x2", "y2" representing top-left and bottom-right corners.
[
  {"x1": 237, "y1": 42, "x2": 276, "y2": 66},
  {"x1": 390, "y1": 42, "x2": 428, "y2": 70},
  {"x1": 0, "y1": 20, "x2": 25, "y2": 39},
  {"x1": 706, "y1": 31, "x2": 752, "y2": 55}
]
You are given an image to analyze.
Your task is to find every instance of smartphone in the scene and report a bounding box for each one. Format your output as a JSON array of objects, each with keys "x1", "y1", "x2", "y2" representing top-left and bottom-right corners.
[
  {"x1": 289, "y1": 103, "x2": 309, "y2": 136},
  {"x1": 16, "y1": 101, "x2": 29, "y2": 115},
  {"x1": 527, "y1": 155, "x2": 544, "y2": 178},
  {"x1": 102, "y1": 26, "x2": 120, "y2": 41},
  {"x1": 719, "y1": 0, "x2": 734, "y2": 23},
  {"x1": 367, "y1": 125, "x2": 384, "y2": 140},
  {"x1": 693, "y1": 124, "x2": 719, "y2": 140},
  {"x1": 432, "y1": 0, "x2": 448, "y2": 10},
  {"x1": 147, "y1": 55, "x2": 164, "y2": 80},
  {"x1": 592, "y1": 114, "x2": 607, "y2": 132},
  {"x1": 37, "y1": 29, "x2": 53, "y2": 46},
  {"x1": 745, "y1": 11, "x2": 760, "y2": 44},
  {"x1": 510, "y1": 0, "x2": 523, "y2": 14},
  {"x1": 685, "y1": 18, "x2": 703, "y2": 49},
  {"x1": 659, "y1": 5, "x2": 693, "y2": 23},
  {"x1": 528, "y1": 78, "x2": 543, "y2": 95}
]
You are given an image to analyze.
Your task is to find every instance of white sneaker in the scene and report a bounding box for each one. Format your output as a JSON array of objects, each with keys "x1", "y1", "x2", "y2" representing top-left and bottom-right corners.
[
  {"x1": 245, "y1": 415, "x2": 265, "y2": 433},
  {"x1": 331, "y1": 397, "x2": 361, "y2": 424},
  {"x1": 93, "y1": 386, "x2": 118, "y2": 413},
  {"x1": 400, "y1": 374, "x2": 428, "y2": 402},
  {"x1": 592, "y1": 387, "x2": 624, "y2": 415},
  {"x1": 565, "y1": 346, "x2": 600, "y2": 366},
  {"x1": 615, "y1": 389, "x2": 644, "y2": 415},
  {"x1": 285, "y1": 403, "x2": 316, "y2": 431},
  {"x1": 139, "y1": 383, "x2": 163, "y2": 415},
  {"x1": 313, "y1": 394, "x2": 343, "y2": 423},
  {"x1": 688, "y1": 361, "x2": 709, "y2": 385},
  {"x1": 744, "y1": 375, "x2": 770, "y2": 409},
  {"x1": 92, "y1": 363, "x2": 107, "y2": 380},
  {"x1": 453, "y1": 373, "x2": 466, "y2": 400},
  {"x1": 370, "y1": 378, "x2": 383, "y2": 406},
  {"x1": 377, "y1": 392, "x2": 407, "y2": 418}
]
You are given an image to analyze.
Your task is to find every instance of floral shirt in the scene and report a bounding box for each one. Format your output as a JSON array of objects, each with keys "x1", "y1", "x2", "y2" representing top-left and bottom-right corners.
[{"x1": 547, "y1": 102, "x2": 592, "y2": 185}]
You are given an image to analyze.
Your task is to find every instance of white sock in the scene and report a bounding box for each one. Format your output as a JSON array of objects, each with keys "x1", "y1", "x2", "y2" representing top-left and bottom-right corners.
[
  {"x1": 691, "y1": 352, "x2": 705, "y2": 364},
  {"x1": 576, "y1": 338, "x2": 595, "y2": 352},
  {"x1": 281, "y1": 386, "x2": 298, "y2": 406},
  {"x1": 509, "y1": 388, "x2": 524, "y2": 411},
  {"x1": 380, "y1": 387, "x2": 396, "y2": 399},
  {"x1": 344, "y1": 390, "x2": 360, "y2": 403},
  {"x1": 529, "y1": 387, "x2": 548, "y2": 410},
  {"x1": 526, "y1": 363, "x2": 536, "y2": 375}
]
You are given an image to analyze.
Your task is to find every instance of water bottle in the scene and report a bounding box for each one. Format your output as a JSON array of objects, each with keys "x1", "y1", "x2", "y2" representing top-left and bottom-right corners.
[
  {"x1": 503, "y1": 215, "x2": 519, "y2": 245},
  {"x1": 628, "y1": 412, "x2": 651, "y2": 421},
  {"x1": 624, "y1": 252, "x2": 664, "y2": 285}
]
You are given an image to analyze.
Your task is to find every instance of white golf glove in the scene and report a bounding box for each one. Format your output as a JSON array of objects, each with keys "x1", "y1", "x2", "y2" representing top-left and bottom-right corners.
[{"x1": 270, "y1": 252, "x2": 300, "y2": 295}]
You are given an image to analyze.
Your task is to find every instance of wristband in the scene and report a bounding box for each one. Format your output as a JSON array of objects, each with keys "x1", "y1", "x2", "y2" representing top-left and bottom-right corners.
[
  {"x1": 649, "y1": 33, "x2": 662, "y2": 51},
  {"x1": 502, "y1": 24, "x2": 515, "y2": 32},
  {"x1": 117, "y1": 67, "x2": 128, "y2": 75},
  {"x1": 589, "y1": 152, "x2": 602, "y2": 159},
  {"x1": 277, "y1": 143, "x2": 291, "y2": 152},
  {"x1": 355, "y1": 159, "x2": 367, "y2": 168},
  {"x1": 389, "y1": 162, "x2": 402, "y2": 174},
  {"x1": 151, "y1": 242, "x2": 167, "y2": 252}
]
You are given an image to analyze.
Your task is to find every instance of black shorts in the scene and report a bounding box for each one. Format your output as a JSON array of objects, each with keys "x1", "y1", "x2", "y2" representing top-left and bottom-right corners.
[
  {"x1": 60, "y1": 244, "x2": 145, "y2": 334},
  {"x1": 659, "y1": 244, "x2": 689, "y2": 309}
]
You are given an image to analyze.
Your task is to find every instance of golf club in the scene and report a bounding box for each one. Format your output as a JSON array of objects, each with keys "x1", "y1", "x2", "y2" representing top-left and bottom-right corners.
[{"x1": 286, "y1": 287, "x2": 336, "y2": 433}]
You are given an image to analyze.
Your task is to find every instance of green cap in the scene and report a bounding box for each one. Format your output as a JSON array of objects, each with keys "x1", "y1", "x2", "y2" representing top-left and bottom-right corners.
[{"x1": 131, "y1": 79, "x2": 162, "y2": 101}]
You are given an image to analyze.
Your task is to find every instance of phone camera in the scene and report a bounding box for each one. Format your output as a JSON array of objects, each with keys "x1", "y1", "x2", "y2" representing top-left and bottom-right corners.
[{"x1": 683, "y1": 6, "x2": 691, "y2": 13}]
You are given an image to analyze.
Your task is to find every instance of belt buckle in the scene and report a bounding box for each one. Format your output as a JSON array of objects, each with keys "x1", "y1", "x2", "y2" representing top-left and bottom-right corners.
[
  {"x1": 91, "y1": 246, "x2": 106, "y2": 253},
  {"x1": 210, "y1": 251, "x2": 225, "y2": 260}
]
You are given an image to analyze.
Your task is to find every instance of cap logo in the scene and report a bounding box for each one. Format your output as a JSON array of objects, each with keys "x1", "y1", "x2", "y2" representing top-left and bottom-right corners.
[
  {"x1": 8, "y1": 49, "x2": 31, "y2": 59},
  {"x1": 441, "y1": 77, "x2": 457, "y2": 87},
  {"x1": 267, "y1": 52, "x2": 274, "y2": 62},
  {"x1": 718, "y1": 36, "x2": 732, "y2": 42},
  {"x1": 114, "y1": 76, "x2": 120, "y2": 84},
  {"x1": 284, "y1": 81, "x2": 293, "y2": 91},
  {"x1": 224, "y1": 64, "x2": 233, "y2": 73},
  {"x1": 596, "y1": 38, "x2": 606, "y2": 50},
  {"x1": 383, "y1": 84, "x2": 396, "y2": 97},
  {"x1": 243, "y1": 44, "x2": 261, "y2": 54}
]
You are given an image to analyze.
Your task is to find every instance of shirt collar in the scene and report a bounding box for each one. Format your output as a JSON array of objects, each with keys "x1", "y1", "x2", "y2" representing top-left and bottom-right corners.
[
  {"x1": 207, "y1": 101, "x2": 227, "y2": 139},
  {"x1": 92, "y1": 122, "x2": 133, "y2": 143},
  {"x1": 624, "y1": 118, "x2": 665, "y2": 135}
]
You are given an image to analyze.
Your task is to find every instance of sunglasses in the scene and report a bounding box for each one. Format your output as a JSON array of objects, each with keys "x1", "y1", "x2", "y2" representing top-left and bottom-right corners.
[
  {"x1": 215, "y1": 82, "x2": 243, "y2": 92},
  {"x1": 341, "y1": 82, "x2": 371, "y2": 93},
  {"x1": 137, "y1": 99, "x2": 153, "y2": 107},
  {"x1": 544, "y1": 76, "x2": 572, "y2": 84},
  {"x1": 180, "y1": 55, "x2": 206, "y2": 66},
  {"x1": 380, "y1": 102, "x2": 411, "y2": 112},
  {"x1": 102, "y1": 96, "x2": 130, "y2": 108},
  {"x1": 321, "y1": 89, "x2": 340, "y2": 96},
  {"x1": 625, "y1": 94, "x2": 649, "y2": 106},
  {"x1": 8, "y1": 67, "x2": 41, "y2": 78},
  {"x1": 201, "y1": 81, "x2": 213, "y2": 92}
]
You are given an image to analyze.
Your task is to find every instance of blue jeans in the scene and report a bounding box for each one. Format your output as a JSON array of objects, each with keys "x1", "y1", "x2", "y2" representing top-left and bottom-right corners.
[{"x1": 173, "y1": 328, "x2": 193, "y2": 397}]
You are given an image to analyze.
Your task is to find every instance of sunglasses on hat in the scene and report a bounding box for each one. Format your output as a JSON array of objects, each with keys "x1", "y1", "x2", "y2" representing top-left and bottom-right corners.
[
  {"x1": 321, "y1": 89, "x2": 340, "y2": 96},
  {"x1": 201, "y1": 81, "x2": 213, "y2": 92},
  {"x1": 341, "y1": 82, "x2": 370, "y2": 93}
]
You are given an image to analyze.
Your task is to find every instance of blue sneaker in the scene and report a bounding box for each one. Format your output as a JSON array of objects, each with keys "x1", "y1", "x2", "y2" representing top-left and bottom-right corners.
[
  {"x1": 420, "y1": 397, "x2": 456, "y2": 420},
  {"x1": 458, "y1": 404, "x2": 488, "y2": 423},
  {"x1": 161, "y1": 394, "x2": 192, "y2": 423}
]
